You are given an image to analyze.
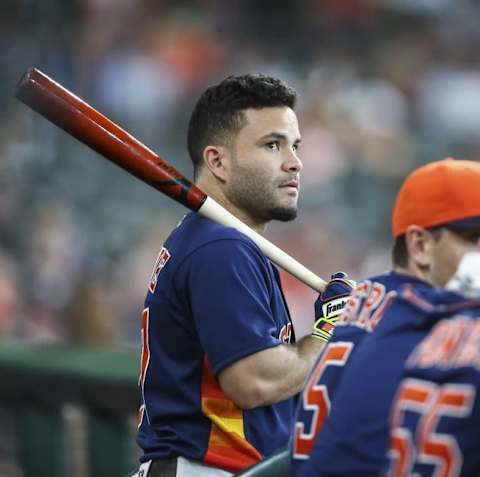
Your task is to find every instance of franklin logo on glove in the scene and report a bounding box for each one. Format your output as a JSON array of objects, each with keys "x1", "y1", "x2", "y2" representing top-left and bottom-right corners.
[{"x1": 324, "y1": 298, "x2": 349, "y2": 317}]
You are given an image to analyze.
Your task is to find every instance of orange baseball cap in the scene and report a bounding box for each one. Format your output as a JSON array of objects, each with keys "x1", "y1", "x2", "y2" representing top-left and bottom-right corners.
[{"x1": 392, "y1": 158, "x2": 480, "y2": 238}]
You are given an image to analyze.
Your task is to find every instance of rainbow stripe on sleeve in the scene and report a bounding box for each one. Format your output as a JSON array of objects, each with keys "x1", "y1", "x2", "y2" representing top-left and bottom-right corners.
[{"x1": 201, "y1": 357, "x2": 262, "y2": 473}]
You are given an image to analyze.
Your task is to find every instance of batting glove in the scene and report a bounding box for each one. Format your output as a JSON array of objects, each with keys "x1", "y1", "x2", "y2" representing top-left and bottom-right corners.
[{"x1": 312, "y1": 272, "x2": 355, "y2": 342}]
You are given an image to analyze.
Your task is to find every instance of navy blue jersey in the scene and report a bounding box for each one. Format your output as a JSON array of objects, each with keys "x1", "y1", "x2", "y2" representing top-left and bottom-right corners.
[
  {"x1": 291, "y1": 271, "x2": 423, "y2": 477},
  {"x1": 382, "y1": 288, "x2": 480, "y2": 477},
  {"x1": 294, "y1": 278, "x2": 451, "y2": 477},
  {"x1": 136, "y1": 213, "x2": 295, "y2": 473}
]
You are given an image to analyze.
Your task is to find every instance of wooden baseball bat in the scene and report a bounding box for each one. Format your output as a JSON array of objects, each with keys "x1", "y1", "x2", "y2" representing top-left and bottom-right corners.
[{"x1": 15, "y1": 68, "x2": 326, "y2": 292}]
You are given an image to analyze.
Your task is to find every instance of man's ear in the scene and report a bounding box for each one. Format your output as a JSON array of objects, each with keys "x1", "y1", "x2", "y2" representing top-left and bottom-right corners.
[
  {"x1": 405, "y1": 225, "x2": 435, "y2": 269},
  {"x1": 203, "y1": 145, "x2": 229, "y2": 182}
]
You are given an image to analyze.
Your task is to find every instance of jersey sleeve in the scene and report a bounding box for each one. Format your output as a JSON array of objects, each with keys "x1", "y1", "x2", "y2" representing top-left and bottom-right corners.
[{"x1": 177, "y1": 237, "x2": 282, "y2": 376}]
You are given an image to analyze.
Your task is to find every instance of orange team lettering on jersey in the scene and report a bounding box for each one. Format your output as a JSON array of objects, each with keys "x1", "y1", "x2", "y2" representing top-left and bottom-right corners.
[
  {"x1": 148, "y1": 247, "x2": 171, "y2": 294},
  {"x1": 408, "y1": 316, "x2": 480, "y2": 371}
]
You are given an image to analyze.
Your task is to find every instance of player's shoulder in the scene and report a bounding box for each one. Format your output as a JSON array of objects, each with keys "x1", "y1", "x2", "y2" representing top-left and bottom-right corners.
[
  {"x1": 360, "y1": 281, "x2": 480, "y2": 338},
  {"x1": 398, "y1": 282, "x2": 480, "y2": 316},
  {"x1": 335, "y1": 271, "x2": 418, "y2": 335},
  {"x1": 361, "y1": 270, "x2": 422, "y2": 290},
  {"x1": 168, "y1": 212, "x2": 259, "y2": 250},
  {"x1": 348, "y1": 271, "x2": 424, "y2": 306},
  {"x1": 165, "y1": 212, "x2": 265, "y2": 268}
]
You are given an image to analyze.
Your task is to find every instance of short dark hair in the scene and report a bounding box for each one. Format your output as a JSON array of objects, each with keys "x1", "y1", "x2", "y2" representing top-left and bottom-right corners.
[
  {"x1": 392, "y1": 235, "x2": 409, "y2": 268},
  {"x1": 392, "y1": 227, "x2": 444, "y2": 268},
  {"x1": 187, "y1": 74, "x2": 297, "y2": 179}
]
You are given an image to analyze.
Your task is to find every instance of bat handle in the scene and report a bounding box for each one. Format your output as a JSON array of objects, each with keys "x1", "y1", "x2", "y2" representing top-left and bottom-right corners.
[{"x1": 198, "y1": 197, "x2": 326, "y2": 292}]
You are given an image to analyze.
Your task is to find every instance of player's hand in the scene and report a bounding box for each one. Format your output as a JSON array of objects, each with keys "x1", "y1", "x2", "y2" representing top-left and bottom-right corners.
[{"x1": 312, "y1": 272, "x2": 356, "y2": 342}]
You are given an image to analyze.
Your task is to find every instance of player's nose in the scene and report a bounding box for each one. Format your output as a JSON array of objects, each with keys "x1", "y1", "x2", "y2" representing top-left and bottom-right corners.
[{"x1": 283, "y1": 148, "x2": 303, "y2": 173}]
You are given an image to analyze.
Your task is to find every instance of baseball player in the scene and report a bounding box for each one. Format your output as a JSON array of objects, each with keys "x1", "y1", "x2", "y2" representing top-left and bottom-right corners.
[
  {"x1": 291, "y1": 158, "x2": 480, "y2": 477},
  {"x1": 132, "y1": 74, "x2": 351, "y2": 477},
  {"x1": 382, "y1": 268, "x2": 480, "y2": 477}
]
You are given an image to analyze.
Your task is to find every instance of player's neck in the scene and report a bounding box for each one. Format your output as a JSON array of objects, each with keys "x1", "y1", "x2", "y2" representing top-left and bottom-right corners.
[{"x1": 393, "y1": 264, "x2": 433, "y2": 286}]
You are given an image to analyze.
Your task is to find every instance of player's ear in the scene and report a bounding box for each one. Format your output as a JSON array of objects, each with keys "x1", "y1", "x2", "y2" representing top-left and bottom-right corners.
[
  {"x1": 203, "y1": 145, "x2": 229, "y2": 182},
  {"x1": 405, "y1": 225, "x2": 435, "y2": 270}
]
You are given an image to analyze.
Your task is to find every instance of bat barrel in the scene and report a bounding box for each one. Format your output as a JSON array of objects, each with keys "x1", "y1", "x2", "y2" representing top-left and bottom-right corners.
[{"x1": 15, "y1": 68, "x2": 207, "y2": 211}]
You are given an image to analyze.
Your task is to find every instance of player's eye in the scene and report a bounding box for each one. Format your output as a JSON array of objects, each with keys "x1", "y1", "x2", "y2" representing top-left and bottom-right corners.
[{"x1": 265, "y1": 141, "x2": 280, "y2": 150}]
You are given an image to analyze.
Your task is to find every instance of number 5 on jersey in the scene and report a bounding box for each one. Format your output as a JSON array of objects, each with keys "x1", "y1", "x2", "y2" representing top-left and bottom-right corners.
[{"x1": 293, "y1": 342, "x2": 354, "y2": 459}]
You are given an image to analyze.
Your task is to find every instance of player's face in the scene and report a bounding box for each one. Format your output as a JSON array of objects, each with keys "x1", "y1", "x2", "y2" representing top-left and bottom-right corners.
[
  {"x1": 226, "y1": 107, "x2": 302, "y2": 223},
  {"x1": 430, "y1": 227, "x2": 480, "y2": 287}
]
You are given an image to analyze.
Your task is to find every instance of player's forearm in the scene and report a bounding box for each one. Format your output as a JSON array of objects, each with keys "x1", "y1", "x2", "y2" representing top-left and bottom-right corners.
[
  {"x1": 259, "y1": 336, "x2": 326, "y2": 403},
  {"x1": 218, "y1": 336, "x2": 325, "y2": 409}
]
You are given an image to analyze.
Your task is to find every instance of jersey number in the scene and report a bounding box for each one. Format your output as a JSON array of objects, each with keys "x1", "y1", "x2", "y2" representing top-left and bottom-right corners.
[
  {"x1": 388, "y1": 378, "x2": 475, "y2": 477},
  {"x1": 293, "y1": 342, "x2": 353, "y2": 459}
]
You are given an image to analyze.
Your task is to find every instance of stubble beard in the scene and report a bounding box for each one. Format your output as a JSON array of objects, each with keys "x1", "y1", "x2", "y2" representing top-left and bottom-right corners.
[{"x1": 228, "y1": 162, "x2": 298, "y2": 223}]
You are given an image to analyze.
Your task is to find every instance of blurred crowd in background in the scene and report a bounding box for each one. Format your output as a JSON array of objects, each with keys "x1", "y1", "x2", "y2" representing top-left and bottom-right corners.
[{"x1": 2, "y1": 0, "x2": 480, "y2": 343}]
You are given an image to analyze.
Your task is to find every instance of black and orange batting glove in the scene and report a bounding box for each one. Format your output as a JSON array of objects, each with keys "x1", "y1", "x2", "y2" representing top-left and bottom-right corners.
[{"x1": 312, "y1": 272, "x2": 355, "y2": 342}]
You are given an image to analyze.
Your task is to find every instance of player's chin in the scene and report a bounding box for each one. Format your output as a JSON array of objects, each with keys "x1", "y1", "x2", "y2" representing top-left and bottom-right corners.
[{"x1": 269, "y1": 204, "x2": 298, "y2": 222}]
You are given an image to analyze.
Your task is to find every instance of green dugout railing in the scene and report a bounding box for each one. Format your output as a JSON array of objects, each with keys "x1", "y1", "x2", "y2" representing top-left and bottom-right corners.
[
  {"x1": 0, "y1": 342, "x2": 290, "y2": 477},
  {"x1": 0, "y1": 342, "x2": 139, "y2": 477}
]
